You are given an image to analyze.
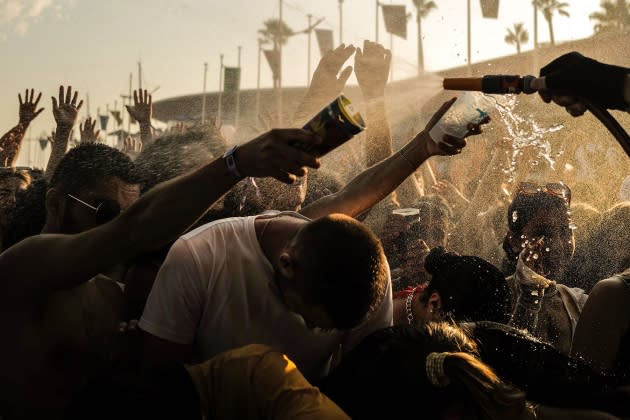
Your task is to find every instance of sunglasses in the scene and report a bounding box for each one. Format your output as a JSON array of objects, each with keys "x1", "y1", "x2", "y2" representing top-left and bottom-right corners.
[
  {"x1": 515, "y1": 182, "x2": 571, "y2": 205},
  {"x1": 67, "y1": 194, "x2": 122, "y2": 224}
]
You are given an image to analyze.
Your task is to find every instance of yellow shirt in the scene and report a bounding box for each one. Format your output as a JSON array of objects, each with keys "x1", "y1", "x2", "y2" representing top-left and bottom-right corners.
[{"x1": 186, "y1": 344, "x2": 350, "y2": 420}]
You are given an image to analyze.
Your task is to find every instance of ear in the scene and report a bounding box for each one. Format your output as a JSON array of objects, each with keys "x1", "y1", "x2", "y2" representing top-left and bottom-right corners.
[
  {"x1": 278, "y1": 252, "x2": 295, "y2": 280},
  {"x1": 45, "y1": 188, "x2": 64, "y2": 227},
  {"x1": 427, "y1": 292, "x2": 442, "y2": 314}
]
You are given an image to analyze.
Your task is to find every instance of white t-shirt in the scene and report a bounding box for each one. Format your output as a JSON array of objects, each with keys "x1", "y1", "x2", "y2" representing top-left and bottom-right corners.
[{"x1": 139, "y1": 212, "x2": 393, "y2": 379}]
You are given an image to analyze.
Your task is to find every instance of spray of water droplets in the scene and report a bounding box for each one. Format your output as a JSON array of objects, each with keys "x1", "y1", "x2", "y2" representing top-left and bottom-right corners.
[{"x1": 490, "y1": 95, "x2": 565, "y2": 183}]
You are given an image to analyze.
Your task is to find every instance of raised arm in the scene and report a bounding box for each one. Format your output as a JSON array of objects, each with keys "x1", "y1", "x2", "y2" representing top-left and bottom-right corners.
[
  {"x1": 0, "y1": 89, "x2": 44, "y2": 166},
  {"x1": 355, "y1": 40, "x2": 423, "y2": 207},
  {"x1": 45, "y1": 86, "x2": 83, "y2": 180},
  {"x1": 301, "y1": 99, "x2": 486, "y2": 220},
  {"x1": 126, "y1": 89, "x2": 153, "y2": 144},
  {"x1": 0, "y1": 129, "x2": 321, "y2": 299}
]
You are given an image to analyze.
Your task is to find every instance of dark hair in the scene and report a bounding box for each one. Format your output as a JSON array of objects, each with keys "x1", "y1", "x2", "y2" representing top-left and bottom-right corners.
[
  {"x1": 2, "y1": 177, "x2": 48, "y2": 249},
  {"x1": 423, "y1": 247, "x2": 511, "y2": 324},
  {"x1": 135, "y1": 126, "x2": 226, "y2": 192},
  {"x1": 49, "y1": 143, "x2": 141, "y2": 194},
  {"x1": 318, "y1": 322, "x2": 527, "y2": 419},
  {"x1": 294, "y1": 214, "x2": 389, "y2": 330}
]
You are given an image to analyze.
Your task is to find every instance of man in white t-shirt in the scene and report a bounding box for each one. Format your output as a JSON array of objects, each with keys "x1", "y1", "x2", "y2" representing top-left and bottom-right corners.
[
  {"x1": 139, "y1": 96, "x2": 482, "y2": 379},
  {"x1": 140, "y1": 211, "x2": 392, "y2": 379}
]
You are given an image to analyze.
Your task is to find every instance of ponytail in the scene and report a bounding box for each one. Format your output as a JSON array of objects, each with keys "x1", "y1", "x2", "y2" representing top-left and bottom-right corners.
[{"x1": 427, "y1": 352, "x2": 528, "y2": 420}]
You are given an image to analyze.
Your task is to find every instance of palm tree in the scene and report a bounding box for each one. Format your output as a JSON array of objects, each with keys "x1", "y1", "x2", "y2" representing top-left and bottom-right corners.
[
  {"x1": 590, "y1": 0, "x2": 630, "y2": 34},
  {"x1": 504, "y1": 23, "x2": 529, "y2": 54},
  {"x1": 412, "y1": 0, "x2": 437, "y2": 75},
  {"x1": 258, "y1": 19, "x2": 294, "y2": 88},
  {"x1": 258, "y1": 19, "x2": 294, "y2": 51},
  {"x1": 532, "y1": 0, "x2": 569, "y2": 46}
]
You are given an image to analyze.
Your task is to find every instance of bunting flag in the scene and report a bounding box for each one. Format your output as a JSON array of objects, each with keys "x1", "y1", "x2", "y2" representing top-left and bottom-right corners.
[
  {"x1": 263, "y1": 49, "x2": 281, "y2": 81},
  {"x1": 110, "y1": 110, "x2": 123, "y2": 126},
  {"x1": 223, "y1": 67, "x2": 241, "y2": 93},
  {"x1": 315, "y1": 29, "x2": 334, "y2": 56},
  {"x1": 480, "y1": 0, "x2": 499, "y2": 19},
  {"x1": 381, "y1": 5, "x2": 407, "y2": 39},
  {"x1": 38, "y1": 138, "x2": 48, "y2": 151},
  {"x1": 99, "y1": 114, "x2": 110, "y2": 131}
]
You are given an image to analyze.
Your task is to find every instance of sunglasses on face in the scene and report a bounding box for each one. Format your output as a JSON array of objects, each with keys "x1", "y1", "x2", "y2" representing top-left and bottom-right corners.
[
  {"x1": 515, "y1": 182, "x2": 571, "y2": 205},
  {"x1": 66, "y1": 194, "x2": 122, "y2": 225}
]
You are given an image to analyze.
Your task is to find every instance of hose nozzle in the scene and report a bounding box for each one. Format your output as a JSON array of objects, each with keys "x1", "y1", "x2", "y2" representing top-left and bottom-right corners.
[{"x1": 443, "y1": 75, "x2": 538, "y2": 94}]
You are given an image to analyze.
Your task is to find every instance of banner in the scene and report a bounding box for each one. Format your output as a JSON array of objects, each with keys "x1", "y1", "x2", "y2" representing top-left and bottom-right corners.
[
  {"x1": 381, "y1": 5, "x2": 407, "y2": 39},
  {"x1": 315, "y1": 29, "x2": 334, "y2": 56},
  {"x1": 480, "y1": 0, "x2": 499, "y2": 19},
  {"x1": 223, "y1": 67, "x2": 241, "y2": 93},
  {"x1": 99, "y1": 114, "x2": 109, "y2": 131},
  {"x1": 263, "y1": 49, "x2": 281, "y2": 80},
  {"x1": 110, "y1": 110, "x2": 123, "y2": 126}
]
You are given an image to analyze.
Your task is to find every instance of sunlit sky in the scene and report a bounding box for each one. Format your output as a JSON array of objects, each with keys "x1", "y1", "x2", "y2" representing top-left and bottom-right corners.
[{"x1": 1, "y1": 0, "x2": 602, "y2": 166}]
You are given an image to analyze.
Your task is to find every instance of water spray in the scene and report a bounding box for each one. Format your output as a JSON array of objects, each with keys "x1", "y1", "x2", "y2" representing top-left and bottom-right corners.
[{"x1": 442, "y1": 75, "x2": 630, "y2": 157}]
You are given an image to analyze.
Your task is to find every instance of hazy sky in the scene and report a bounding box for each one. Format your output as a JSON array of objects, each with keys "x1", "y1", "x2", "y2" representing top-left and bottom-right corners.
[{"x1": 1, "y1": 0, "x2": 602, "y2": 165}]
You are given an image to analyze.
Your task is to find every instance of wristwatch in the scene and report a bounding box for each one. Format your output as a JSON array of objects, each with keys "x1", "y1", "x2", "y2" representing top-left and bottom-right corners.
[{"x1": 223, "y1": 145, "x2": 243, "y2": 178}]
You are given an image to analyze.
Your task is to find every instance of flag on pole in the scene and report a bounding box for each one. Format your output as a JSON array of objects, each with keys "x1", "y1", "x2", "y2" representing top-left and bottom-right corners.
[
  {"x1": 381, "y1": 5, "x2": 407, "y2": 39},
  {"x1": 99, "y1": 114, "x2": 110, "y2": 131},
  {"x1": 480, "y1": 0, "x2": 499, "y2": 19},
  {"x1": 223, "y1": 67, "x2": 241, "y2": 93},
  {"x1": 263, "y1": 49, "x2": 281, "y2": 81},
  {"x1": 110, "y1": 110, "x2": 123, "y2": 126},
  {"x1": 315, "y1": 29, "x2": 334, "y2": 56}
]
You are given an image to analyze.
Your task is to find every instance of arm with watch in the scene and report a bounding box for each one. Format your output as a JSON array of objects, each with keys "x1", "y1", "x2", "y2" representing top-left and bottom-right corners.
[{"x1": 0, "y1": 129, "x2": 321, "y2": 297}]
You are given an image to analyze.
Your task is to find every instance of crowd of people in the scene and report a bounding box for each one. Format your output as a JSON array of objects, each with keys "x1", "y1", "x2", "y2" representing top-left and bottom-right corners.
[{"x1": 0, "y1": 41, "x2": 629, "y2": 419}]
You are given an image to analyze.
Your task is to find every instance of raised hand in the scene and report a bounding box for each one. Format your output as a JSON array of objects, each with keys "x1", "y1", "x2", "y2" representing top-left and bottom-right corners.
[
  {"x1": 18, "y1": 89, "x2": 44, "y2": 126},
  {"x1": 79, "y1": 117, "x2": 100, "y2": 143},
  {"x1": 354, "y1": 40, "x2": 391, "y2": 99},
  {"x1": 121, "y1": 136, "x2": 143, "y2": 159},
  {"x1": 52, "y1": 86, "x2": 83, "y2": 130},
  {"x1": 235, "y1": 129, "x2": 322, "y2": 184},
  {"x1": 126, "y1": 89, "x2": 152, "y2": 124},
  {"x1": 537, "y1": 51, "x2": 630, "y2": 113},
  {"x1": 307, "y1": 43, "x2": 356, "y2": 101}
]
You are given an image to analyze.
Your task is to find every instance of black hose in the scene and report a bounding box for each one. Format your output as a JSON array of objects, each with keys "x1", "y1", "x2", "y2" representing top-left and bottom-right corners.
[{"x1": 578, "y1": 97, "x2": 630, "y2": 158}]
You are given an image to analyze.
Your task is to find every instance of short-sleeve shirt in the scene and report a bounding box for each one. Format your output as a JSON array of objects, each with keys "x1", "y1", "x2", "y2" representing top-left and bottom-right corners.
[{"x1": 139, "y1": 212, "x2": 393, "y2": 379}]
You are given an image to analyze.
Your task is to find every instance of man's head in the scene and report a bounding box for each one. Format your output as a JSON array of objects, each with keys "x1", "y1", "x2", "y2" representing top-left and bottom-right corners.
[
  {"x1": 412, "y1": 195, "x2": 452, "y2": 249},
  {"x1": 45, "y1": 143, "x2": 142, "y2": 234},
  {"x1": 276, "y1": 214, "x2": 389, "y2": 330},
  {"x1": 0, "y1": 168, "x2": 31, "y2": 214},
  {"x1": 503, "y1": 183, "x2": 574, "y2": 279}
]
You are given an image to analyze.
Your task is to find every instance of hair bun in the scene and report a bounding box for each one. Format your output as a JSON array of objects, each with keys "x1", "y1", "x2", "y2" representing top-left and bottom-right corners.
[{"x1": 424, "y1": 246, "x2": 458, "y2": 274}]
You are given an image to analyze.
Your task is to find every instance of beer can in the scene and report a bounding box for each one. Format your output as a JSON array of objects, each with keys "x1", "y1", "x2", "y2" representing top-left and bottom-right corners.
[{"x1": 295, "y1": 94, "x2": 366, "y2": 157}]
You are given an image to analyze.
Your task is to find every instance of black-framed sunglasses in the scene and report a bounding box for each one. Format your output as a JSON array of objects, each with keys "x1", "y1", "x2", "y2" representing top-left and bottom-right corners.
[
  {"x1": 515, "y1": 182, "x2": 571, "y2": 206},
  {"x1": 66, "y1": 194, "x2": 122, "y2": 224}
]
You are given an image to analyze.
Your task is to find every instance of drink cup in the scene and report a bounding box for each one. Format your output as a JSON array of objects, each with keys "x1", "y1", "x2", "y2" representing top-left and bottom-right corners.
[{"x1": 429, "y1": 92, "x2": 494, "y2": 144}]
